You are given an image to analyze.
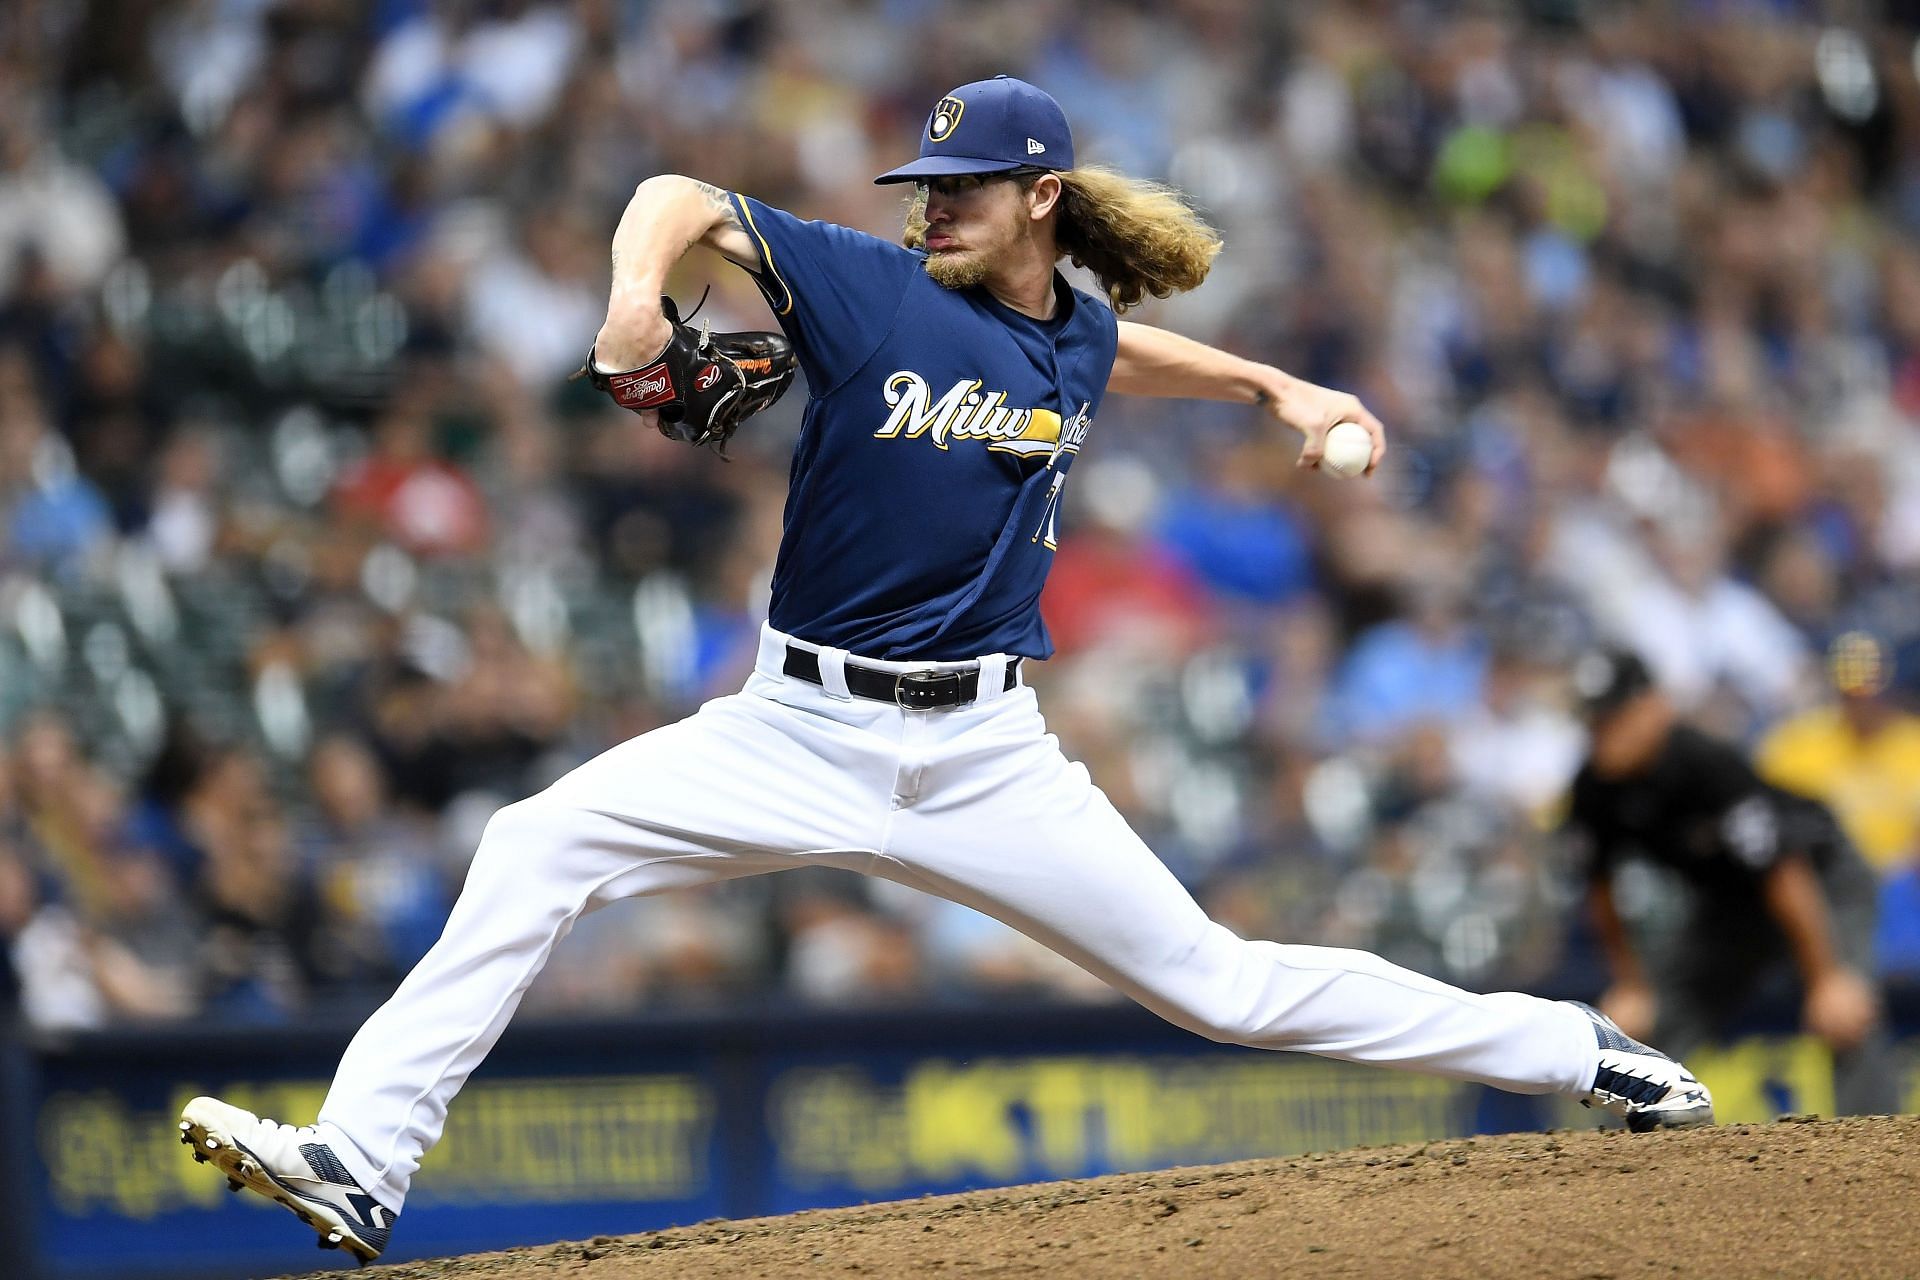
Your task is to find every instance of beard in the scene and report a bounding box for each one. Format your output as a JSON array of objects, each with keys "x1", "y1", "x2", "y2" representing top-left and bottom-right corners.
[{"x1": 923, "y1": 247, "x2": 993, "y2": 290}]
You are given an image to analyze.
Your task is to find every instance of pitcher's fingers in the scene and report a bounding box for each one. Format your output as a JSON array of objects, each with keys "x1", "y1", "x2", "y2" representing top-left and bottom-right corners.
[
  {"x1": 1295, "y1": 418, "x2": 1332, "y2": 469},
  {"x1": 1354, "y1": 406, "x2": 1388, "y2": 475}
]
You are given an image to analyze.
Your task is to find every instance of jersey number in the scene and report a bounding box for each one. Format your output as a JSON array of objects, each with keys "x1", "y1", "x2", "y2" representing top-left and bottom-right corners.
[{"x1": 1032, "y1": 472, "x2": 1067, "y2": 550}]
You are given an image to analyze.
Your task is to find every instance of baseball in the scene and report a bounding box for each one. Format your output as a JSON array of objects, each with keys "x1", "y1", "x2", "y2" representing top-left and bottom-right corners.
[{"x1": 1320, "y1": 421, "x2": 1372, "y2": 478}]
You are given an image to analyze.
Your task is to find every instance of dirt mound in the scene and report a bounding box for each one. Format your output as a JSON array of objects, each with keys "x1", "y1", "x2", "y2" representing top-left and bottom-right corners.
[{"x1": 302, "y1": 1115, "x2": 1919, "y2": 1279}]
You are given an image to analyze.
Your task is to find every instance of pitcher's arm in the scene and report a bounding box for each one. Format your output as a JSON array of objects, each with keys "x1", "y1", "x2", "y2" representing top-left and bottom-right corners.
[{"x1": 595, "y1": 177, "x2": 759, "y2": 367}]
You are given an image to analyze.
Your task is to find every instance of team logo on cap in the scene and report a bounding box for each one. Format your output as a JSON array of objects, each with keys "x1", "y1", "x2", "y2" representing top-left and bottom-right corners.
[{"x1": 928, "y1": 96, "x2": 965, "y2": 143}]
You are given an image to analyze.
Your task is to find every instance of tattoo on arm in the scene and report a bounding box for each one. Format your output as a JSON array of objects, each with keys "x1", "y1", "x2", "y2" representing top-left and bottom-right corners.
[{"x1": 693, "y1": 180, "x2": 745, "y2": 234}]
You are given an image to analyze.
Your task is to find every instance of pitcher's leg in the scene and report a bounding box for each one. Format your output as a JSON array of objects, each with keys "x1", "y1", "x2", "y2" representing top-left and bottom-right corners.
[
  {"x1": 319, "y1": 691, "x2": 889, "y2": 1209},
  {"x1": 887, "y1": 717, "x2": 1596, "y2": 1096},
  {"x1": 888, "y1": 838, "x2": 1595, "y2": 1093},
  {"x1": 319, "y1": 799, "x2": 787, "y2": 1209}
]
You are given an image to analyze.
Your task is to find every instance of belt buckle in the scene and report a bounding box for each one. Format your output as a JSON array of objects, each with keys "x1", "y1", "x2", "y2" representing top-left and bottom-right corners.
[{"x1": 894, "y1": 669, "x2": 962, "y2": 710}]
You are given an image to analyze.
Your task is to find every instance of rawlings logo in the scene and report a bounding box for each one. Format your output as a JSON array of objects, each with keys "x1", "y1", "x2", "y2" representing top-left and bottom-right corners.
[
  {"x1": 611, "y1": 367, "x2": 675, "y2": 408},
  {"x1": 696, "y1": 364, "x2": 724, "y2": 391}
]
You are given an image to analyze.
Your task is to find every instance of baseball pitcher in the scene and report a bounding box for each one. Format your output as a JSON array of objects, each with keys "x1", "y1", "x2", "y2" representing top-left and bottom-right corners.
[{"x1": 179, "y1": 77, "x2": 1712, "y2": 1263}]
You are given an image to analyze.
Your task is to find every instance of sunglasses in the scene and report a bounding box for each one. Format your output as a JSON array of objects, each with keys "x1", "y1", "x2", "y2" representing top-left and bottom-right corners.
[{"x1": 915, "y1": 167, "x2": 1050, "y2": 199}]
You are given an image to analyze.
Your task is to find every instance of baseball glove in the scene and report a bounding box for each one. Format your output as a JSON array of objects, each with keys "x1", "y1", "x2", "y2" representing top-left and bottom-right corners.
[{"x1": 576, "y1": 293, "x2": 797, "y2": 453}]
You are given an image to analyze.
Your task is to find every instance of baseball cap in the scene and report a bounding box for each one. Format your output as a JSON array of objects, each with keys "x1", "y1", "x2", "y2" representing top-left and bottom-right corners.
[
  {"x1": 1828, "y1": 629, "x2": 1890, "y2": 698},
  {"x1": 873, "y1": 76, "x2": 1074, "y2": 185},
  {"x1": 1570, "y1": 647, "x2": 1655, "y2": 722}
]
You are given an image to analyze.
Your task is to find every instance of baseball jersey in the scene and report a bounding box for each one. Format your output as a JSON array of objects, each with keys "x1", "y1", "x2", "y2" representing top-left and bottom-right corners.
[{"x1": 727, "y1": 193, "x2": 1119, "y2": 662}]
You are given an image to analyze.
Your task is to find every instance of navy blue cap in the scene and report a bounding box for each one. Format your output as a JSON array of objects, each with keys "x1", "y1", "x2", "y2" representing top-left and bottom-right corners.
[{"x1": 874, "y1": 76, "x2": 1074, "y2": 185}]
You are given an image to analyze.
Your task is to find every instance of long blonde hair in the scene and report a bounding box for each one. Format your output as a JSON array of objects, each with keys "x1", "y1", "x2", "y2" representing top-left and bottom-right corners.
[{"x1": 903, "y1": 166, "x2": 1222, "y2": 313}]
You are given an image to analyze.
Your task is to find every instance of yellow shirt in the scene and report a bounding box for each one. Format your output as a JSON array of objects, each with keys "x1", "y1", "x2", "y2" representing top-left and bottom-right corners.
[{"x1": 1757, "y1": 706, "x2": 1920, "y2": 873}]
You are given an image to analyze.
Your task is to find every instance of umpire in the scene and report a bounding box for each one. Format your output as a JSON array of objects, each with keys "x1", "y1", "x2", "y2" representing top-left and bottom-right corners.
[{"x1": 1563, "y1": 647, "x2": 1899, "y2": 1115}]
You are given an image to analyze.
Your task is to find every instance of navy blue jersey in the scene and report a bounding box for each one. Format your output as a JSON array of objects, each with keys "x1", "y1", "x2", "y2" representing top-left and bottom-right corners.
[{"x1": 729, "y1": 193, "x2": 1119, "y2": 661}]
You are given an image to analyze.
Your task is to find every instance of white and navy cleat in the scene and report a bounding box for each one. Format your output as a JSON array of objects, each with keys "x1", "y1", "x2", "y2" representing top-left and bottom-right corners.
[
  {"x1": 178, "y1": 1097, "x2": 395, "y2": 1265},
  {"x1": 1569, "y1": 1001, "x2": 1715, "y2": 1133}
]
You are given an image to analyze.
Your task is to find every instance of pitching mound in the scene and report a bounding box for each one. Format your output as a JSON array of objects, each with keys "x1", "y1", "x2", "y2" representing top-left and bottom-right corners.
[{"x1": 300, "y1": 1115, "x2": 1917, "y2": 1279}]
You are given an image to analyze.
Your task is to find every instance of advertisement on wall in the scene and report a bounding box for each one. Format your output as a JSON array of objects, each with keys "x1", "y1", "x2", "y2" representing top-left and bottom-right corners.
[{"x1": 16, "y1": 1005, "x2": 1918, "y2": 1280}]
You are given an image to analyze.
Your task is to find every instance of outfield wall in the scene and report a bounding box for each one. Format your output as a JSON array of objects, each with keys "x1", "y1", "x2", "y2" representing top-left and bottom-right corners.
[{"x1": 8, "y1": 997, "x2": 1918, "y2": 1280}]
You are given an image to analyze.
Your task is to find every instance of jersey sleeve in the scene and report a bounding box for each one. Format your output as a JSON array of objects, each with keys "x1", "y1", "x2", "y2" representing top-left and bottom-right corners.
[{"x1": 728, "y1": 193, "x2": 921, "y2": 392}]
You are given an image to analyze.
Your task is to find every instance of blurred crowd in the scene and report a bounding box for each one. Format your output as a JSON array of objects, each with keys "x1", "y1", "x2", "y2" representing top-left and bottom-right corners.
[{"x1": 6, "y1": 0, "x2": 1920, "y2": 1031}]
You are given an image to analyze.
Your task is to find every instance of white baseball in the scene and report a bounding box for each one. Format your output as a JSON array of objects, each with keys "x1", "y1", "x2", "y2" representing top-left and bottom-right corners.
[{"x1": 1320, "y1": 421, "x2": 1372, "y2": 478}]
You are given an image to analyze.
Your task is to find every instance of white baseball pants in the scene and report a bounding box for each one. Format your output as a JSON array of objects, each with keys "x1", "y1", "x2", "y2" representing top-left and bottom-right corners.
[{"x1": 320, "y1": 625, "x2": 1600, "y2": 1210}]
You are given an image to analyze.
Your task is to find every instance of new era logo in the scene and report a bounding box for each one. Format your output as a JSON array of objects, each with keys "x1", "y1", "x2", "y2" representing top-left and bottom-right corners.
[{"x1": 1026, "y1": 138, "x2": 1046, "y2": 155}]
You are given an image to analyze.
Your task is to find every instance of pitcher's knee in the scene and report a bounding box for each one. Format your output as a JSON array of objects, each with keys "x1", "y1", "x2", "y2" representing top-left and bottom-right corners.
[
  {"x1": 474, "y1": 797, "x2": 545, "y2": 852},
  {"x1": 1143, "y1": 934, "x2": 1302, "y2": 1047},
  {"x1": 1185, "y1": 1001, "x2": 1273, "y2": 1046},
  {"x1": 1135, "y1": 984, "x2": 1255, "y2": 1046},
  {"x1": 463, "y1": 799, "x2": 576, "y2": 895},
  {"x1": 1143, "y1": 990, "x2": 1266, "y2": 1046}
]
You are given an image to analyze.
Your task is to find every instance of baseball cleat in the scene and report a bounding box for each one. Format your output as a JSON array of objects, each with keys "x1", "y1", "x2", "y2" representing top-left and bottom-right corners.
[
  {"x1": 1568, "y1": 1001, "x2": 1715, "y2": 1132},
  {"x1": 178, "y1": 1097, "x2": 395, "y2": 1265}
]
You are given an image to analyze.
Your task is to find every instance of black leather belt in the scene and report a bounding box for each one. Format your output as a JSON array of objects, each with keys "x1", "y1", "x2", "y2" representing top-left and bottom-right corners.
[{"x1": 782, "y1": 644, "x2": 1020, "y2": 710}]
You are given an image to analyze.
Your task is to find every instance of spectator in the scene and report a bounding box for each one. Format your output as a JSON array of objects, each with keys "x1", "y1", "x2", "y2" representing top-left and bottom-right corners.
[
  {"x1": 0, "y1": 104, "x2": 125, "y2": 304},
  {"x1": 1759, "y1": 632, "x2": 1920, "y2": 877},
  {"x1": 0, "y1": 842, "x2": 27, "y2": 1023},
  {"x1": 1319, "y1": 577, "x2": 1488, "y2": 746},
  {"x1": 5, "y1": 3, "x2": 1920, "y2": 1028},
  {"x1": 1447, "y1": 641, "x2": 1584, "y2": 820},
  {"x1": 1155, "y1": 441, "x2": 1315, "y2": 609},
  {"x1": 464, "y1": 203, "x2": 604, "y2": 388},
  {"x1": 1041, "y1": 456, "x2": 1215, "y2": 656},
  {"x1": 191, "y1": 775, "x2": 326, "y2": 1022},
  {"x1": 142, "y1": 426, "x2": 224, "y2": 575},
  {"x1": 0, "y1": 366, "x2": 113, "y2": 576},
  {"x1": 332, "y1": 384, "x2": 489, "y2": 558},
  {"x1": 301, "y1": 734, "x2": 450, "y2": 980}
]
